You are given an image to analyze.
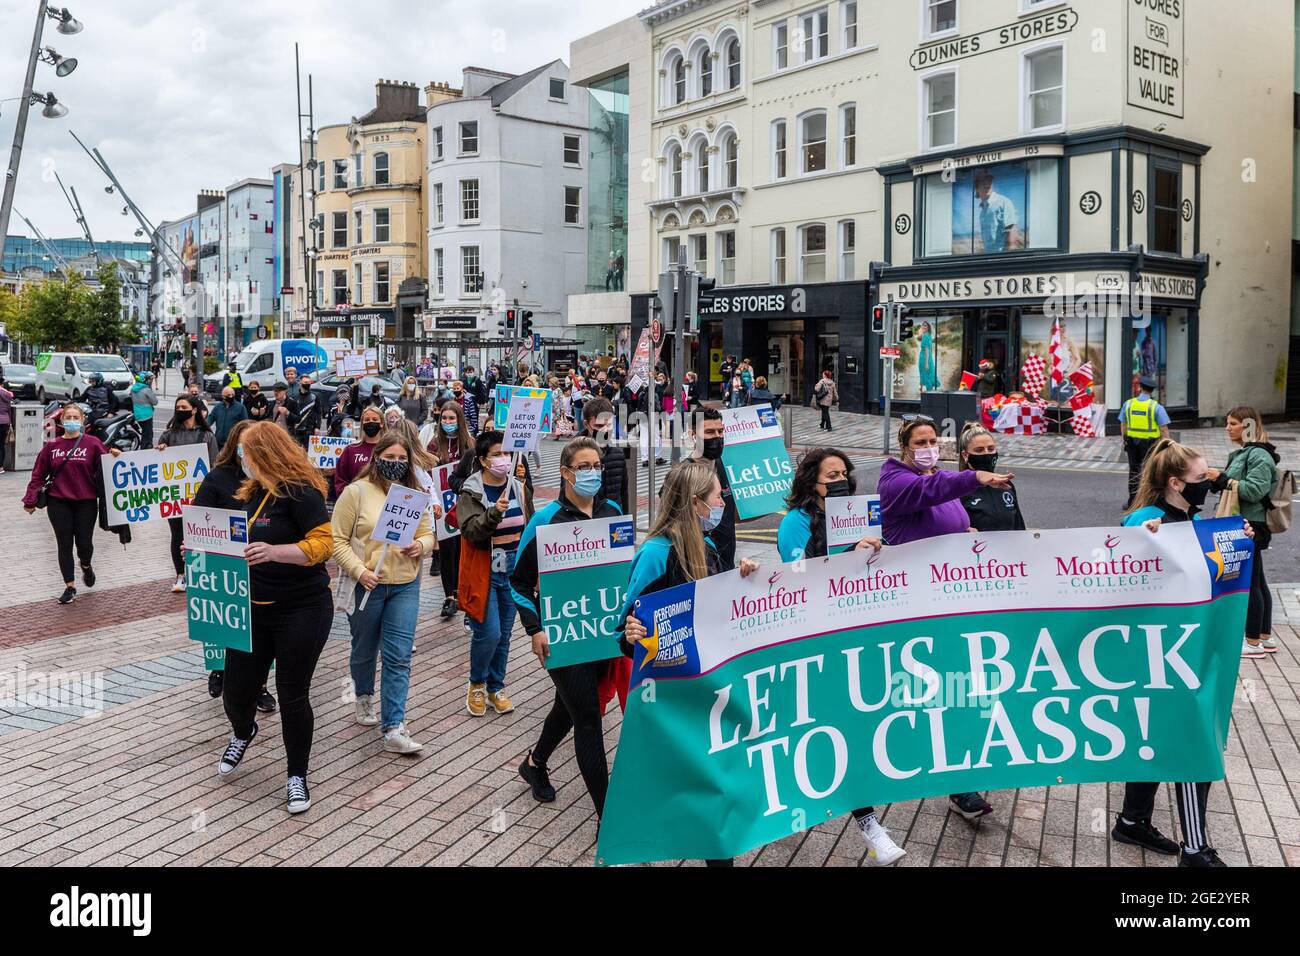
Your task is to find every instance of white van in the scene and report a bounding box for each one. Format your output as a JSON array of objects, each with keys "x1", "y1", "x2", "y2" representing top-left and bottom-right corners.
[
  {"x1": 36, "y1": 352, "x2": 135, "y2": 402},
  {"x1": 204, "y1": 338, "x2": 352, "y2": 394}
]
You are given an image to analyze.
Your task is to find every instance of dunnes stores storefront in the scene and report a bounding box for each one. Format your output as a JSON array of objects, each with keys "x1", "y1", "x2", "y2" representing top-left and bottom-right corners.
[
  {"x1": 874, "y1": 128, "x2": 1210, "y2": 428},
  {"x1": 630, "y1": 280, "x2": 872, "y2": 413}
]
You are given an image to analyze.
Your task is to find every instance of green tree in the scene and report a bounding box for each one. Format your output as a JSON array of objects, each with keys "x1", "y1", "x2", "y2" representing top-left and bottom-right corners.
[
  {"x1": 0, "y1": 287, "x2": 19, "y2": 338},
  {"x1": 18, "y1": 274, "x2": 90, "y2": 350},
  {"x1": 84, "y1": 262, "x2": 134, "y2": 349}
]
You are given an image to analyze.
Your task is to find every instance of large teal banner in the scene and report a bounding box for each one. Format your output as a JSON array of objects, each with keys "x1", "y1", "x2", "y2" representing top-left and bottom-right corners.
[{"x1": 597, "y1": 519, "x2": 1252, "y2": 865}]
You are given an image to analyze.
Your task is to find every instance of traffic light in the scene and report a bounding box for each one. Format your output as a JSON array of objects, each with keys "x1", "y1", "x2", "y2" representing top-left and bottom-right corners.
[
  {"x1": 686, "y1": 275, "x2": 716, "y2": 333},
  {"x1": 871, "y1": 304, "x2": 887, "y2": 335},
  {"x1": 519, "y1": 310, "x2": 534, "y2": 339},
  {"x1": 500, "y1": 308, "x2": 515, "y2": 337},
  {"x1": 896, "y1": 304, "x2": 914, "y2": 342}
]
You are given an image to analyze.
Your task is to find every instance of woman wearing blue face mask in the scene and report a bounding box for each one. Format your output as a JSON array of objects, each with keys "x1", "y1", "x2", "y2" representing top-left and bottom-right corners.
[
  {"x1": 619, "y1": 459, "x2": 759, "y2": 866},
  {"x1": 509, "y1": 436, "x2": 623, "y2": 817},
  {"x1": 425, "y1": 401, "x2": 474, "y2": 616}
]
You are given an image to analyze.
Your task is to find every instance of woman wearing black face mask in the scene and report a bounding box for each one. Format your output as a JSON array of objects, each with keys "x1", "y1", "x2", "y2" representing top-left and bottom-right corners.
[
  {"x1": 774, "y1": 448, "x2": 904, "y2": 866},
  {"x1": 156, "y1": 398, "x2": 219, "y2": 594},
  {"x1": 959, "y1": 423, "x2": 1026, "y2": 532}
]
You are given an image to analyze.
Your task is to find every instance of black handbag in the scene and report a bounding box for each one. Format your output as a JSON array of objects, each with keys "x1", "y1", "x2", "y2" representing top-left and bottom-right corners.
[{"x1": 35, "y1": 433, "x2": 84, "y2": 509}]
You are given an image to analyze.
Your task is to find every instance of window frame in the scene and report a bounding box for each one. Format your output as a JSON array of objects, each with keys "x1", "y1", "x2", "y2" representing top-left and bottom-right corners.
[
  {"x1": 331, "y1": 268, "x2": 348, "y2": 306},
  {"x1": 373, "y1": 151, "x2": 390, "y2": 186},
  {"x1": 798, "y1": 109, "x2": 828, "y2": 175},
  {"x1": 431, "y1": 126, "x2": 444, "y2": 162},
  {"x1": 353, "y1": 263, "x2": 363, "y2": 302},
  {"x1": 331, "y1": 210, "x2": 348, "y2": 249},
  {"x1": 549, "y1": 77, "x2": 566, "y2": 100},
  {"x1": 725, "y1": 37, "x2": 741, "y2": 89},
  {"x1": 354, "y1": 209, "x2": 363, "y2": 244},
  {"x1": 771, "y1": 228, "x2": 787, "y2": 284},
  {"x1": 459, "y1": 120, "x2": 479, "y2": 156},
  {"x1": 373, "y1": 207, "x2": 391, "y2": 244},
  {"x1": 840, "y1": 103, "x2": 857, "y2": 168},
  {"x1": 723, "y1": 132, "x2": 739, "y2": 189},
  {"x1": 460, "y1": 178, "x2": 480, "y2": 224},
  {"x1": 1150, "y1": 161, "x2": 1182, "y2": 255},
  {"x1": 432, "y1": 247, "x2": 445, "y2": 297},
  {"x1": 774, "y1": 22, "x2": 789, "y2": 71},
  {"x1": 843, "y1": 1, "x2": 859, "y2": 49},
  {"x1": 798, "y1": 222, "x2": 827, "y2": 283},
  {"x1": 563, "y1": 134, "x2": 582, "y2": 167},
  {"x1": 699, "y1": 47, "x2": 713, "y2": 98},
  {"x1": 332, "y1": 159, "x2": 348, "y2": 190},
  {"x1": 772, "y1": 120, "x2": 788, "y2": 181},
  {"x1": 564, "y1": 185, "x2": 582, "y2": 226},
  {"x1": 373, "y1": 261, "x2": 391, "y2": 304},
  {"x1": 432, "y1": 182, "x2": 444, "y2": 226},
  {"x1": 838, "y1": 219, "x2": 856, "y2": 279},
  {"x1": 1022, "y1": 43, "x2": 1065, "y2": 133},
  {"x1": 800, "y1": 8, "x2": 830, "y2": 64},
  {"x1": 696, "y1": 141, "x2": 710, "y2": 193},
  {"x1": 461, "y1": 246, "x2": 483, "y2": 296},
  {"x1": 921, "y1": 69, "x2": 958, "y2": 151},
  {"x1": 717, "y1": 229, "x2": 736, "y2": 285},
  {"x1": 690, "y1": 233, "x2": 708, "y2": 275},
  {"x1": 923, "y1": 0, "x2": 959, "y2": 40}
]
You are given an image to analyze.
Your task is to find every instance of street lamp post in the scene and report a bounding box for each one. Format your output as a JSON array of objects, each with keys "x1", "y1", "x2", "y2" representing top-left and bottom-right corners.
[{"x1": 0, "y1": 2, "x2": 82, "y2": 265}]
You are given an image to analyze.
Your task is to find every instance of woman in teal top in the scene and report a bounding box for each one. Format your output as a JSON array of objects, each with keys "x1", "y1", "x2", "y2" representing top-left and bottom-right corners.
[
  {"x1": 1113, "y1": 438, "x2": 1254, "y2": 869},
  {"x1": 917, "y1": 322, "x2": 940, "y2": 392}
]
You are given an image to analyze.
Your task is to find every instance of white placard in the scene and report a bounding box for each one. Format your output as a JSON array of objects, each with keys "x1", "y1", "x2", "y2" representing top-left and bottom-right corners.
[
  {"x1": 536, "y1": 513, "x2": 637, "y2": 574},
  {"x1": 502, "y1": 394, "x2": 545, "y2": 453},
  {"x1": 719, "y1": 403, "x2": 782, "y2": 447},
  {"x1": 181, "y1": 504, "x2": 249, "y2": 558},
  {"x1": 102, "y1": 444, "x2": 211, "y2": 525},
  {"x1": 307, "y1": 435, "x2": 351, "y2": 470},
  {"x1": 824, "y1": 494, "x2": 882, "y2": 551},
  {"x1": 369, "y1": 484, "x2": 432, "y2": 548}
]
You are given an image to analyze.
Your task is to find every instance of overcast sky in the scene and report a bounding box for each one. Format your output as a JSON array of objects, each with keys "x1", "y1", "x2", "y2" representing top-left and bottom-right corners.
[{"x1": 0, "y1": 0, "x2": 645, "y2": 246}]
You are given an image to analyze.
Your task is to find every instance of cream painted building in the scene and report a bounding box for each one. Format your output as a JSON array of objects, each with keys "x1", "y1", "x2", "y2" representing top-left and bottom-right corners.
[
  {"x1": 280, "y1": 80, "x2": 428, "y2": 352},
  {"x1": 575, "y1": 0, "x2": 1293, "y2": 420}
]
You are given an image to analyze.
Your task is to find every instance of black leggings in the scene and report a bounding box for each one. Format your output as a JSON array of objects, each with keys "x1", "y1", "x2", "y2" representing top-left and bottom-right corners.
[
  {"x1": 47, "y1": 497, "x2": 97, "y2": 585},
  {"x1": 532, "y1": 660, "x2": 608, "y2": 817},
  {"x1": 1245, "y1": 535, "x2": 1272, "y2": 637},
  {"x1": 820, "y1": 405, "x2": 832, "y2": 429},
  {"x1": 168, "y1": 516, "x2": 184, "y2": 576},
  {"x1": 436, "y1": 536, "x2": 460, "y2": 595},
  {"x1": 223, "y1": 590, "x2": 333, "y2": 778}
]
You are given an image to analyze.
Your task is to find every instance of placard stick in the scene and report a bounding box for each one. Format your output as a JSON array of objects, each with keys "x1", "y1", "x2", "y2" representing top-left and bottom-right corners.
[{"x1": 358, "y1": 544, "x2": 389, "y2": 611}]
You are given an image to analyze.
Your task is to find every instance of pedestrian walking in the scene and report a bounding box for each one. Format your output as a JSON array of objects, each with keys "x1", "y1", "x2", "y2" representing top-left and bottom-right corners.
[
  {"x1": 1120, "y1": 374, "x2": 1171, "y2": 508},
  {"x1": 426, "y1": 401, "x2": 473, "y2": 618},
  {"x1": 0, "y1": 374, "x2": 12, "y2": 474},
  {"x1": 813, "y1": 369, "x2": 838, "y2": 432},
  {"x1": 210, "y1": 386, "x2": 249, "y2": 449},
  {"x1": 456, "y1": 430, "x2": 533, "y2": 718},
  {"x1": 452, "y1": 379, "x2": 479, "y2": 434},
  {"x1": 511, "y1": 436, "x2": 622, "y2": 815},
  {"x1": 332, "y1": 431, "x2": 435, "y2": 754},
  {"x1": 619, "y1": 459, "x2": 760, "y2": 867},
  {"x1": 774, "y1": 448, "x2": 902, "y2": 864},
  {"x1": 333, "y1": 406, "x2": 385, "y2": 497},
  {"x1": 215, "y1": 422, "x2": 334, "y2": 815},
  {"x1": 156, "y1": 397, "x2": 220, "y2": 592},
  {"x1": 130, "y1": 372, "x2": 159, "y2": 448},
  {"x1": 878, "y1": 414, "x2": 1015, "y2": 823},
  {"x1": 1208, "y1": 406, "x2": 1279, "y2": 658},
  {"x1": 191, "y1": 419, "x2": 276, "y2": 713},
  {"x1": 22, "y1": 403, "x2": 120, "y2": 604},
  {"x1": 1115, "y1": 438, "x2": 1254, "y2": 866},
  {"x1": 746, "y1": 375, "x2": 780, "y2": 410},
  {"x1": 959, "y1": 424, "x2": 1026, "y2": 531}
]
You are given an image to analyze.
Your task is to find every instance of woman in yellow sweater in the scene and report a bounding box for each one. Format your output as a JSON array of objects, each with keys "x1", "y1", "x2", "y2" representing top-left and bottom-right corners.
[{"x1": 331, "y1": 431, "x2": 436, "y2": 754}]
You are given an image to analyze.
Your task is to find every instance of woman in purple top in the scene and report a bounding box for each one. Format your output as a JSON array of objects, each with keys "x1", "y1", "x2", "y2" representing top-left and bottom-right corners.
[{"x1": 876, "y1": 414, "x2": 1015, "y2": 823}]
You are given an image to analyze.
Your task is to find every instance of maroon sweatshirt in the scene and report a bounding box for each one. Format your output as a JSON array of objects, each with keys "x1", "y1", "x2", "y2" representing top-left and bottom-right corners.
[
  {"x1": 23, "y1": 434, "x2": 107, "y2": 507},
  {"x1": 332, "y1": 441, "x2": 376, "y2": 497}
]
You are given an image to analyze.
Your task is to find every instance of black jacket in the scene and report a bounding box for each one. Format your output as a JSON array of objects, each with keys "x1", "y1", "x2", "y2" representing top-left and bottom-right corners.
[
  {"x1": 193, "y1": 462, "x2": 244, "y2": 510},
  {"x1": 84, "y1": 384, "x2": 121, "y2": 419},
  {"x1": 962, "y1": 483, "x2": 1026, "y2": 532},
  {"x1": 701, "y1": 454, "x2": 737, "y2": 568},
  {"x1": 600, "y1": 440, "x2": 630, "y2": 516},
  {"x1": 509, "y1": 489, "x2": 622, "y2": 637}
]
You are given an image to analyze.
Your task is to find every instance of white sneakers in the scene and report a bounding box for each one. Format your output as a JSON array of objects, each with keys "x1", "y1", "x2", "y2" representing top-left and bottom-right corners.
[
  {"x1": 1242, "y1": 639, "x2": 1267, "y2": 660},
  {"x1": 171, "y1": 575, "x2": 186, "y2": 593},
  {"x1": 856, "y1": 812, "x2": 906, "y2": 866},
  {"x1": 355, "y1": 695, "x2": 379, "y2": 726},
  {"x1": 382, "y1": 724, "x2": 424, "y2": 754}
]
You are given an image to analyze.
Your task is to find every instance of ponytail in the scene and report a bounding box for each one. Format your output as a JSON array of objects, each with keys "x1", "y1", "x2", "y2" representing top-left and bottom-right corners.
[{"x1": 1123, "y1": 438, "x2": 1202, "y2": 516}]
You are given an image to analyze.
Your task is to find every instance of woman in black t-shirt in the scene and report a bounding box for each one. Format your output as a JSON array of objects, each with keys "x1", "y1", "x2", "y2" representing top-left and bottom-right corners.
[
  {"x1": 214, "y1": 422, "x2": 334, "y2": 815},
  {"x1": 959, "y1": 423, "x2": 1026, "y2": 533}
]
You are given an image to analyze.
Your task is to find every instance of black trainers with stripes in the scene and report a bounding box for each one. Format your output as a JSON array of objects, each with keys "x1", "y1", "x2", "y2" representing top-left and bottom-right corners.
[{"x1": 217, "y1": 723, "x2": 258, "y2": 776}]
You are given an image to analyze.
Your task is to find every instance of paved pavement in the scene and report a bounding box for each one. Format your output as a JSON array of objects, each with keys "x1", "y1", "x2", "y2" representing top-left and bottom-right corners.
[{"x1": 1, "y1": 418, "x2": 1298, "y2": 867}]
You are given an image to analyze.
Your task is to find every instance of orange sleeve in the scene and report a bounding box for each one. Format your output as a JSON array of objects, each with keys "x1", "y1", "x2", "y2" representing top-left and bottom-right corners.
[{"x1": 296, "y1": 522, "x2": 333, "y2": 565}]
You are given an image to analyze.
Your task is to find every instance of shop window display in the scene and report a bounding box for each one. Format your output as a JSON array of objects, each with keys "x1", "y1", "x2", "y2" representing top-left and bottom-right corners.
[
  {"x1": 1131, "y1": 310, "x2": 1189, "y2": 407},
  {"x1": 892, "y1": 313, "x2": 964, "y2": 399},
  {"x1": 922, "y1": 159, "x2": 1059, "y2": 257},
  {"x1": 1018, "y1": 311, "x2": 1106, "y2": 405}
]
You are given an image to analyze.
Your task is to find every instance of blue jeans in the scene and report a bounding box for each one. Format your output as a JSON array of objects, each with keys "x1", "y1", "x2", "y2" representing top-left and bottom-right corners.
[
  {"x1": 468, "y1": 549, "x2": 516, "y2": 694},
  {"x1": 349, "y1": 578, "x2": 420, "y2": 730}
]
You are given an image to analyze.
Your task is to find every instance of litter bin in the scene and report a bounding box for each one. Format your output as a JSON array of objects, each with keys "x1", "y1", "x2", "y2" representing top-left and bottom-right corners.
[
  {"x1": 918, "y1": 391, "x2": 980, "y2": 431},
  {"x1": 12, "y1": 401, "x2": 45, "y2": 471}
]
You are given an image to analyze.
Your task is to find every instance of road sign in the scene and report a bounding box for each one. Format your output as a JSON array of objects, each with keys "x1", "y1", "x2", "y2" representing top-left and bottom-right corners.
[
  {"x1": 532, "y1": 332, "x2": 542, "y2": 350},
  {"x1": 651, "y1": 318, "x2": 663, "y2": 345},
  {"x1": 310, "y1": 320, "x2": 320, "y2": 335},
  {"x1": 879, "y1": 347, "x2": 901, "y2": 359}
]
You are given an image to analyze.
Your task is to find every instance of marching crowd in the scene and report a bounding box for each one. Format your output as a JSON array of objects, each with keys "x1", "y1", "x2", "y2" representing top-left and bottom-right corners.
[{"x1": 11, "y1": 353, "x2": 1281, "y2": 867}]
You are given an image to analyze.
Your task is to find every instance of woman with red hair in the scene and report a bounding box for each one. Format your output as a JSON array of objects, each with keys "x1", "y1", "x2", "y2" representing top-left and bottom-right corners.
[{"x1": 214, "y1": 422, "x2": 334, "y2": 815}]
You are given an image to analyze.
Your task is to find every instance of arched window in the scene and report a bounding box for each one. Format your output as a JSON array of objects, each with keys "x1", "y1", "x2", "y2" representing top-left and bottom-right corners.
[
  {"x1": 669, "y1": 54, "x2": 686, "y2": 105},
  {"x1": 699, "y1": 49, "x2": 713, "y2": 97},
  {"x1": 725, "y1": 37, "x2": 741, "y2": 89},
  {"x1": 799, "y1": 110, "x2": 827, "y2": 174},
  {"x1": 799, "y1": 223, "x2": 827, "y2": 282},
  {"x1": 695, "y1": 140, "x2": 710, "y2": 193},
  {"x1": 373, "y1": 152, "x2": 389, "y2": 186},
  {"x1": 665, "y1": 144, "x2": 683, "y2": 198},
  {"x1": 721, "y1": 131, "x2": 739, "y2": 188}
]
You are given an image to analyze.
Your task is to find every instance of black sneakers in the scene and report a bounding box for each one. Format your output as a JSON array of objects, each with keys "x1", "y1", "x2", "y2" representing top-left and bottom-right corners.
[
  {"x1": 57, "y1": 587, "x2": 76, "y2": 605},
  {"x1": 208, "y1": 670, "x2": 224, "y2": 699},
  {"x1": 286, "y1": 775, "x2": 311, "y2": 814},
  {"x1": 440, "y1": 596, "x2": 457, "y2": 619},
  {"x1": 950, "y1": 792, "x2": 994, "y2": 821},
  {"x1": 256, "y1": 688, "x2": 278, "y2": 713},
  {"x1": 81, "y1": 565, "x2": 95, "y2": 588},
  {"x1": 218, "y1": 723, "x2": 258, "y2": 776},
  {"x1": 1111, "y1": 816, "x2": 1180, "y2": 855},
  {"x1": 519, "y1": 751, "x2": 556, "y2": 803},
  {"x1": 1180, "y1": 846, "x2": 1227, "y2": 867}
]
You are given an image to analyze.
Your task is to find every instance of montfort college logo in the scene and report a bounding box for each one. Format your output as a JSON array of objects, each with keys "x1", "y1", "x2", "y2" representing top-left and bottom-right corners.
[
  {"x1": 971, "y1": 539, "x2": 988, "y2": 561},
  {"x1": 767, "y1": 570, "x2": 782, "y2": 593}
]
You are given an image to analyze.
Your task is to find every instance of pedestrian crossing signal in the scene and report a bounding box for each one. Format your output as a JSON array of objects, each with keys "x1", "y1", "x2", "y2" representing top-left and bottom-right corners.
[{"x1": 871, "y1": 305, "x2": 887, "y2": 335}]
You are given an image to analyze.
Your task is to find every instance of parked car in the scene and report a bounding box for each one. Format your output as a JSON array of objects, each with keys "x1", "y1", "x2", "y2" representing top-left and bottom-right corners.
[
  {"x1": 309, "y1": 373, "x2": 400, "y2": 412},
  {"x1": 1, "y1": 363, "x2": 38, "y2": 400},
  {"x1": 36, "y1": 352, "x2": 134, "y2": 403}
]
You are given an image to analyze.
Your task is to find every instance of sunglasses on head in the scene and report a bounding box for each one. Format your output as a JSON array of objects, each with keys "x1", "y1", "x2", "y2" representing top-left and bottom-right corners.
[{"x1": 901, "y1": 414, "x2": 935, "y2": 424}]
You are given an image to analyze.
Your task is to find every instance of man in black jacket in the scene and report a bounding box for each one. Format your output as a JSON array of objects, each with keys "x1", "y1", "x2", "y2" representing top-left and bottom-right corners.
[
  {"x1": 691, "y1": 407, "x2": 736, "y2": 568},
  {"x1": 582, "y1": 398, "x2": 628, "y2": 516}
]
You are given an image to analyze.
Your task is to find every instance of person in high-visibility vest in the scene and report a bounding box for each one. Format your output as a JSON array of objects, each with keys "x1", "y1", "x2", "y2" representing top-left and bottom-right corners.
[
  {"x1": 1119, "y1": 374, "x2": 1171, "y2": 507},
  {"x1": 221, "y1": 362, "x2": 244, "y2": 399}
]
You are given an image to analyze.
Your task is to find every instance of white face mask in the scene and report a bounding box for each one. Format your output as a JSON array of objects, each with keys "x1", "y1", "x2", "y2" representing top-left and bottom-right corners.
[{"x1": 911, "y1": 446, "x2": 941, "y2": 470}]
